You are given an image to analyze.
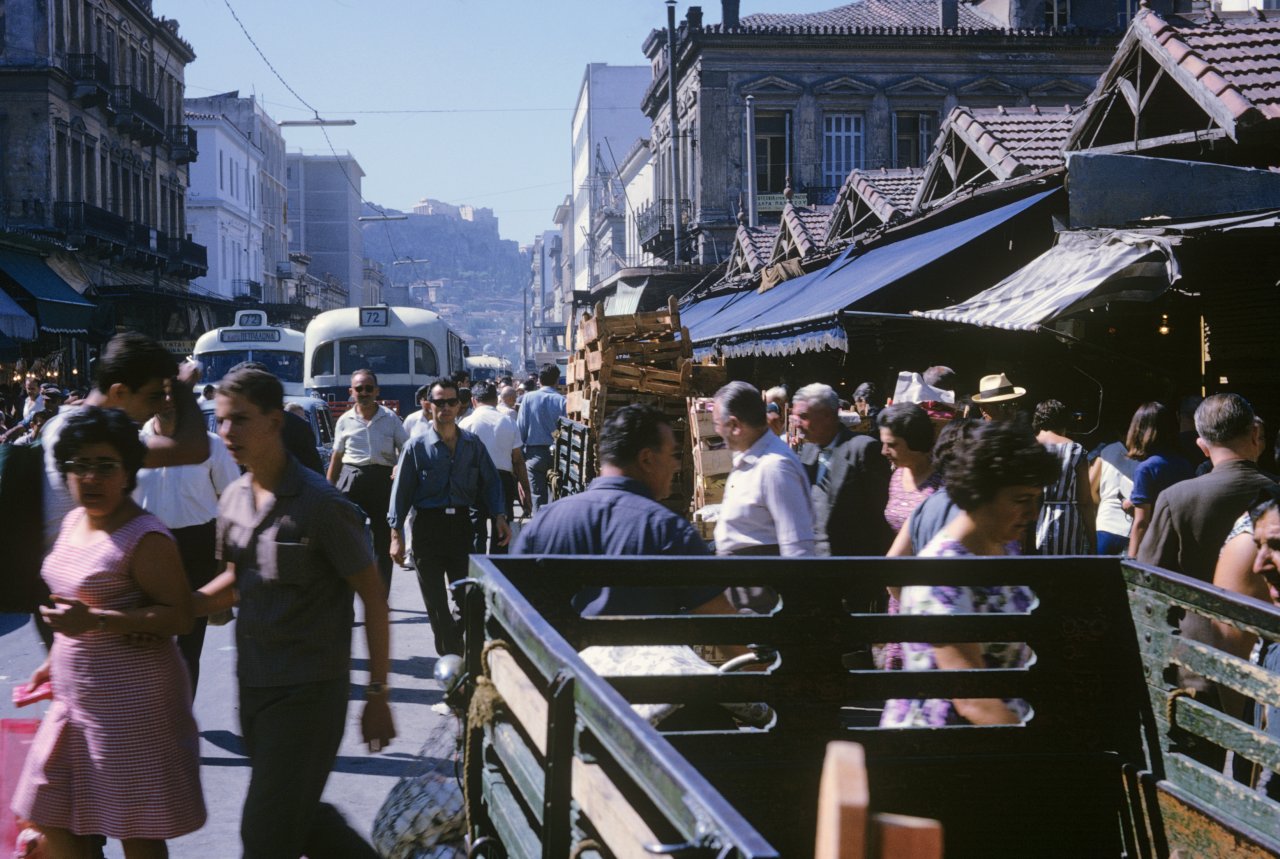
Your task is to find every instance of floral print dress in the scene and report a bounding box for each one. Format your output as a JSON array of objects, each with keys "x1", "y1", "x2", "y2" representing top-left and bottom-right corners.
[{"x1": 880, "y1": 533, "x2": 1036, "y2": 727}]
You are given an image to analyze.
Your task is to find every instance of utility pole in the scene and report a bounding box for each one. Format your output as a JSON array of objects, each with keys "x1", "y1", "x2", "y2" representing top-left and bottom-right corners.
[
  {"x1": 666, "y1": 0, "x2": 683, "y2": 263},
  {"x1": 746, "y1": 95, "x2": 758, "y2": 228}
]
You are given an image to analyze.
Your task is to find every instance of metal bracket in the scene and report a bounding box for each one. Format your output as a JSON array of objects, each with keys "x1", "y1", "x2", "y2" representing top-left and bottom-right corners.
[{"x1": 542, "y1": 671, "x2": 576, "y2": 859}]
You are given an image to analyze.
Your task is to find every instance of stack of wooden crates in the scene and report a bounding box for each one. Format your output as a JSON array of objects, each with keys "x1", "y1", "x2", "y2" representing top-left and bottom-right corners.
[
  {"x1": 687, "y1": 397, "x2": 732, "y2": 540},
  {"x1": 564, "y1": 296, "x2": 726, "y2": 515}
]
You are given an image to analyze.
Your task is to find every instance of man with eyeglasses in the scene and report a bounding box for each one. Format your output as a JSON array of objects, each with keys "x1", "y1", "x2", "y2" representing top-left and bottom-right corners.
[
  {"x1": 328, "y1": 369, "x2": 408, "y2": 596},
  {"x1": 389, "y1": 377, "x2": 510, "y2": 656}
]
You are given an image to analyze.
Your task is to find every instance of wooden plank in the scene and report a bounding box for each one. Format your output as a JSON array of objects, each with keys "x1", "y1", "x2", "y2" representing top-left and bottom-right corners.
[
  {"x1": 813, "y1": 741, "x2": 868, "y2": 859},
  {"x1": 1173, "y1": 695, "x2": 1280, "y2": 778},
  {"x1": 1157, "y1": 783, "x2": 1280, "y2": 859},
  {"x1": 486, "y1": 649, "x2": 666, "y2": 859},
  {"x1": 694, "y1": 445, "x2": 734, "y2": 477},
  {"x1": 871, "y1": 813, "x2": 943, "y2": 859},
  {"x1": 1166, "y1": 636, "x2": 1280, "y2": 709},
  {"x1": 1165, "y1": 754, "x2": 1280, "y2": 847}
]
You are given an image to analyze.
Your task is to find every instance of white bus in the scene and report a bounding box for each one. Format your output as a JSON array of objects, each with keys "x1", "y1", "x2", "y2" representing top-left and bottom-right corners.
[
  {"x1": 465, "y1": 355, "x2": 513, "y2": 383},
  {"x1": 193, "y1": 309, "x2": 306, "y2": 397},
  {"x1": 304, "y1": 305, "x2": 467, "y2": 416}
]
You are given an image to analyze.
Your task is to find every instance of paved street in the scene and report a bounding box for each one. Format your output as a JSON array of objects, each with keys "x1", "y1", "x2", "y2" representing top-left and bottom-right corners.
[{"x1": 0, "y1": 563, "x2": 452, "y2": 857}]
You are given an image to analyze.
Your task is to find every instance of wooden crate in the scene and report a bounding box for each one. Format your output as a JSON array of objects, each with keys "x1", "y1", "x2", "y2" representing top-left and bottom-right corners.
[
  {"x1": 578, "y1": 296, "x2": 681, "y2": 346},
  {"x1": 693, "y1": 443, "x2": 733, "y2": 477}
]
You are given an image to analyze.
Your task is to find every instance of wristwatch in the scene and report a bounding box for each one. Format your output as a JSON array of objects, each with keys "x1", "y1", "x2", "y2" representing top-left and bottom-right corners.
[{"x1": 365, "y1": 681, "x2": 390, "y2": 698}]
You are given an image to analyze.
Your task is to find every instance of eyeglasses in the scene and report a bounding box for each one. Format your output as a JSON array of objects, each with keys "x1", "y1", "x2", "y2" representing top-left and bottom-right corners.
[
  {"x1": 352, "y1": 385, "x2": 377, "y2": 393},
  {"x1": 430, "y1": 397, "x2": 460, "y2": 407},
  {"x1": 63, "y1": 460, "x2": 124, "y2": 478}
]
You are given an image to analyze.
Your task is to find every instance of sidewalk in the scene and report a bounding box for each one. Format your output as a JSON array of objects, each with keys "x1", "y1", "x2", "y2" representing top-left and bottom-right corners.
[{"x1": 0, "y1": 562, "x2": 451, "y2": 857}]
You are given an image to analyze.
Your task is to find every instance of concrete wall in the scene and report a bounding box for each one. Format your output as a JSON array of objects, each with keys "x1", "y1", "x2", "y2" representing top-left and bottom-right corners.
[{"x1": 286, "y1": 153, "x2": 366, "y2": 306}]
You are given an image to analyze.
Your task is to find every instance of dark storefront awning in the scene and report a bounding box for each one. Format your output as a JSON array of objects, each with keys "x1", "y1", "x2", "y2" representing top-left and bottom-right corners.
[
  {"x1": 0, "y1": 287, "x2": 36, "y2": 341},
  {"x1": 0, "y1": 249, "x2": 96, "y2": 335},
  {"x1": 914, "y1": 232, "x2": 1180, "y2": 331},
  {"x1": 683, "y1": 188, "x2": 1058, "y2": 357}
]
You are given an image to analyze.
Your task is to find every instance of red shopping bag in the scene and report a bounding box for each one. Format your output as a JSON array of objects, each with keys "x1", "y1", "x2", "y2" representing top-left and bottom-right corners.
[{"x1": 0, "y1": 720, "x2": 39, "y2": 854}]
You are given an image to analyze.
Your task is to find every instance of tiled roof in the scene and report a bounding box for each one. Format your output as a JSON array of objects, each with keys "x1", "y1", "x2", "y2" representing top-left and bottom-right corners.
[
  {"x1": 737, "y1": 222, "x2": 780, "y2": 271},
  {"x1": 852, "y1": 168, "x2": 925, "y2": 218},
  {"x1": 724, "y1": 0, "x2": 997, "y2": 33},
  {"x1": 949, "y1": 106, "x2": 1074, "y2": 175},
  {"x1": 1139, "y1": 9, "x2": 1280, "y2": 125},
  {"x1": 780, "y1": 203, "x2": 833, "y2": 257}
]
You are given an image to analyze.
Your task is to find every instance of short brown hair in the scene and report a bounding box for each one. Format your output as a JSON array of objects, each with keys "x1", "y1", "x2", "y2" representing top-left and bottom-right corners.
[
  {"x1": 1125, "y1": 402, "x2": 1176, "y2": 460},
  {"x1": 218, "y1": 367, "x2": 284, "y2": 414}
]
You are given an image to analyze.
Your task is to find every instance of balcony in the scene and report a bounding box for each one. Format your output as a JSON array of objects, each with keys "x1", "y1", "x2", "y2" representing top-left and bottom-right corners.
[
  {"x1": 166, "y1": 125, "x2": 197, "y2": 164},
  {"x1": 636, "y1": 198, "x2": 692, "y2": 257},
  {"x1": 165, "y1": 236, "x2": 208, "y2": 278},
  {"x1": 110, "y1": 86, "x2": 165, "y2": 145},
  {"x1": 66, "y1": 54, "x2": 112, "y2": 107},
  {"x1": 125, "y1": 223, "x2": 166, "y2": 268},
  {"x1": 276, "y1": 261, "x2": 295, "y2": 279},
  {"x1": 54, "y1": 201, "x2": 131, "y2": 253},
  {"x1": 232, "y1": 279, "x2": 263, "y2": 302}
]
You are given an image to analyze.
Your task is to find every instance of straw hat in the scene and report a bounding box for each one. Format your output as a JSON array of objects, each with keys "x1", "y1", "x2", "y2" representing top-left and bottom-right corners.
[{"x1": 970, "y1": 372, "x2": 1026, "y2": 404}]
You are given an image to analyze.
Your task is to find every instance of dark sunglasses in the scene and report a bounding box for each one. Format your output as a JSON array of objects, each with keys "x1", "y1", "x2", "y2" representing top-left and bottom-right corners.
[
  {"x1": 352, "y1": 385, "x2": 377, "y2": 393},
  {"x1": 430, "y1": 397, "x2": 460, "y2": 407}
]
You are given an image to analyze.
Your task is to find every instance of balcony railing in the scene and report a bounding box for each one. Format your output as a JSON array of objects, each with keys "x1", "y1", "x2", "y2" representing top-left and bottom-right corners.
[
  {"x1": 166, "y1": 125, "x2": 197, "y2": 164},
  {"x1": 54, "y1": 201, "x2": 131, "y2": 249},
  {"x1": 165, "y1": 235, "x2": 208, "y2": 278},
  {"x1": 232, "y1": 279, "x2": 263, "y2": 302},
  {"x1": 66, "y1": 54, "x2": 112, "y2": 106},
  {"x1": 110, "y1": 86, "x2": 165, "y2": 144},
  {"x1": 636, "y1": 198, "x2": 692, "y2": 252}
]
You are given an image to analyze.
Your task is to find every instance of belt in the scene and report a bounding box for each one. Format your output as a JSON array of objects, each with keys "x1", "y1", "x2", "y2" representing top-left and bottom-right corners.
[
  {"x1": 724, "y1": 544, "x2": 781, "y2": 556},
  {"x1": 345, "y1": 462, "x2": 393, "y2": 471},
  {"x1": 524, "y1": 443, "x2": 552, "y2": 450},
  {"x1": 417, "y1": 506, "x2": 468, "y2": 516}
]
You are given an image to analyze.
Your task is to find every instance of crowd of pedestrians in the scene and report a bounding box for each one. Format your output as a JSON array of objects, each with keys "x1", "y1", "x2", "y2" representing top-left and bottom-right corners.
[{"x1": 8, "y1": 329, "x2": 1280, "y2": 853}]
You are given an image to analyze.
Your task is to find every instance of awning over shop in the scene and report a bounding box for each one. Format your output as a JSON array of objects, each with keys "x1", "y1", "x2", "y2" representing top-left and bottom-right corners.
[
  {"x1": 603, "y1": 278, "x2": 647, "y2": 316},
  {"x1": 913, "y1": 231, "x2": 1179, "y2": 331},
  {"x1": 0, "y1": 287, "x2": 36, "y2": 341},
  {"x1": 0, "y1": 249, "x2": 96, "y2": 335},
  {"x1": 683, "y1": 188, "x2": 1058, "y2": 356}
]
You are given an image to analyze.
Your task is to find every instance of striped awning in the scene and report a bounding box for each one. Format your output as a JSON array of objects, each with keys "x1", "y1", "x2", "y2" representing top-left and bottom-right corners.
[{"x1": 914, "y1": 232, "x2": 1179, "y2": 331}]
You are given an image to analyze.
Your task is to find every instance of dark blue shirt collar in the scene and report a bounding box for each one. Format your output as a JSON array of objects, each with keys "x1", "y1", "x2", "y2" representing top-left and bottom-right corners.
[{"x1": 587, "y1": 474, "x2": 654, "y2": 500}]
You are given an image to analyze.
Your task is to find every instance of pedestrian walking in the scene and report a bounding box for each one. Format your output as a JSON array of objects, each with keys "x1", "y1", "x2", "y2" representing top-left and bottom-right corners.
[
  {"x1": 328, "y1": 369, "x2": 408, "y2": 595},
  {"x1": 14, "y1": 408, "x2": 205, "y2": 856},
  {"x1": 389, "y1": 377, "x2": 510, "y2": 656},
  {"x1": 1032, "y1": 399, "x2": 1094, "y2": 555},
  {"x1": 459, "y1": 380, "x2": 531, "y2": 552},
  {"x1": 198, "y1": 366, "x2": 394, "y2": 859},
  {"x1": 516, "y1": 363, "x2": 566, "y2": 512}
]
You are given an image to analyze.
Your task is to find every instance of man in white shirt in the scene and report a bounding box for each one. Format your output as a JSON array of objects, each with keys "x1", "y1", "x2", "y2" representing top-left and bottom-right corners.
[
  {"x1": 402, "y1": 385, "x2": 433, "y2": 438},
  {"x1": 460, "y1": 381, "x2": 531, "y2": 552},
  {"x1": 134, "y1": 395, "x2": 241, "y2": 695},
  {"x1": 328, "y1": 369, "x2": 409, "y2": 594},
  {"x1": 21, "y1": 377, "x2": 44, "y2": 422},
  {"x1": 497, "y1": 385, "x2": 518, "y2": 420},
  {"x1": 713, "y1": 380, "x2": 816, "y2": 558}
]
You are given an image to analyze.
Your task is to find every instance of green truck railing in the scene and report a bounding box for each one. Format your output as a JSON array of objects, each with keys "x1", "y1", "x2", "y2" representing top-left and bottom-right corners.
[{"x1": 461, "y1": 556, "x2": 1280, "y2": 858}]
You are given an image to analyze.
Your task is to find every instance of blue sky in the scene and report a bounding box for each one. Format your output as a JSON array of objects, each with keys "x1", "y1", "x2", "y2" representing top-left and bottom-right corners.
[{"x1": 155, "y1": 0, "x2": 826, "y2": 245}]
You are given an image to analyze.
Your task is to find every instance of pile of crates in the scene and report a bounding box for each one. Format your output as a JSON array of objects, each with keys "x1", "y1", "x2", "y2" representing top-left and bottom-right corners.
[{"x1": 561, "y1": 297, "x2": 726, "y2": 513}]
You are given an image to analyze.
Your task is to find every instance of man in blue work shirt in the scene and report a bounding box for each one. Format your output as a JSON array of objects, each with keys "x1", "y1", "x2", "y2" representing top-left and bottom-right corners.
[
  {"x1": 516, "y1": 363, "x2": 566, "y2": 512},
  {"x1": 513, "y1": 404, "x2": 724, "y2": 616},
  {"x1": 389, "y1": 377, "x2": 510, "y2": 655}
]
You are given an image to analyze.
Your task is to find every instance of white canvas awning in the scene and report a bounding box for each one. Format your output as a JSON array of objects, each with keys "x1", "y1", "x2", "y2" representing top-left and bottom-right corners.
[{"x1": 914, "y1": 232, "x2": 1179, "y2": 332}]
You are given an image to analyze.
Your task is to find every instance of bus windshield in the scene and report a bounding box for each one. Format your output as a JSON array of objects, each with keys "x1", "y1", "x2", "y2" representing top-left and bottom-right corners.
[{"x1": 201, "y1": 350, "x2": 305, "y2": 385}]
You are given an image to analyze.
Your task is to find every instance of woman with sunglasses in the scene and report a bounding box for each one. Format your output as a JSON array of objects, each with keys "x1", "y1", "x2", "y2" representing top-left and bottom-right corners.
[{"x1": 13, "y1": 407, "x2": 205, "y2": 858}]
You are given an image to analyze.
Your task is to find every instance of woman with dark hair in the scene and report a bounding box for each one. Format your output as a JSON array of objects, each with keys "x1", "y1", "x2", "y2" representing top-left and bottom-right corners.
[
  {"x1": 852, "y1": 381, "x2": 880, "y2": 425},
  {"x1": 1033, "y1": 399, "x2": 1094, "y2": 555},
  {"x1": 1124, "y1": 402, "x2": 1193, "y2": 558},
  {"x1": 12, "y1": 407, "x2": 205, "y2": 856},
  {"x1": 881, "y1": 421, "x2": 1058, "y2": 728},
  {"x1": 878, "y1": 403, "x2": 941, "y2": 535}
]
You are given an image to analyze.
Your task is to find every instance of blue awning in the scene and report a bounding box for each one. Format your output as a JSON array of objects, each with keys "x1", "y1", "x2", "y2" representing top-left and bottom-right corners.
[
  {"x1": 0, "y1": 286, "x2": 36, "y2": 341},
  {"x1": 683, "y1": 188, "x2": 1059, "y2": 354},
  {"x1": 0, "y1": 249, "x2": 96, "y2": 335}
]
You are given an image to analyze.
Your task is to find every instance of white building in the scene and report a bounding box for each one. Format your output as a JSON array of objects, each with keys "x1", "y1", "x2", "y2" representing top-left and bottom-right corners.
[
  {"x1": 185, "y1": 103, "x2": 264, "y2": 301},
  {"x1": 568, "y1": 64, "x2": 652, "y2": 297}
]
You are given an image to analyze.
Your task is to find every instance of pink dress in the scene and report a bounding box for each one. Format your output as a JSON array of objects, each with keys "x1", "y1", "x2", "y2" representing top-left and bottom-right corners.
[{"x1": 12, "y1": 509, "x2": 205, "y2": 839}]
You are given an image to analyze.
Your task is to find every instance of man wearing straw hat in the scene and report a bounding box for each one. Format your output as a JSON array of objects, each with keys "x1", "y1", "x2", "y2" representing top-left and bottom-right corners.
[{"x1": 969, "y1": 372, "x2": 1028, "y2": 423}]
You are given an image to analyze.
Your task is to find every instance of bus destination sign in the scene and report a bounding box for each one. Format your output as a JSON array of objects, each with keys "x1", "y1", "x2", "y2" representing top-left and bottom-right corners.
[{"x1": 220, "y1": 330, "x2": 282, "y2": 343}]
